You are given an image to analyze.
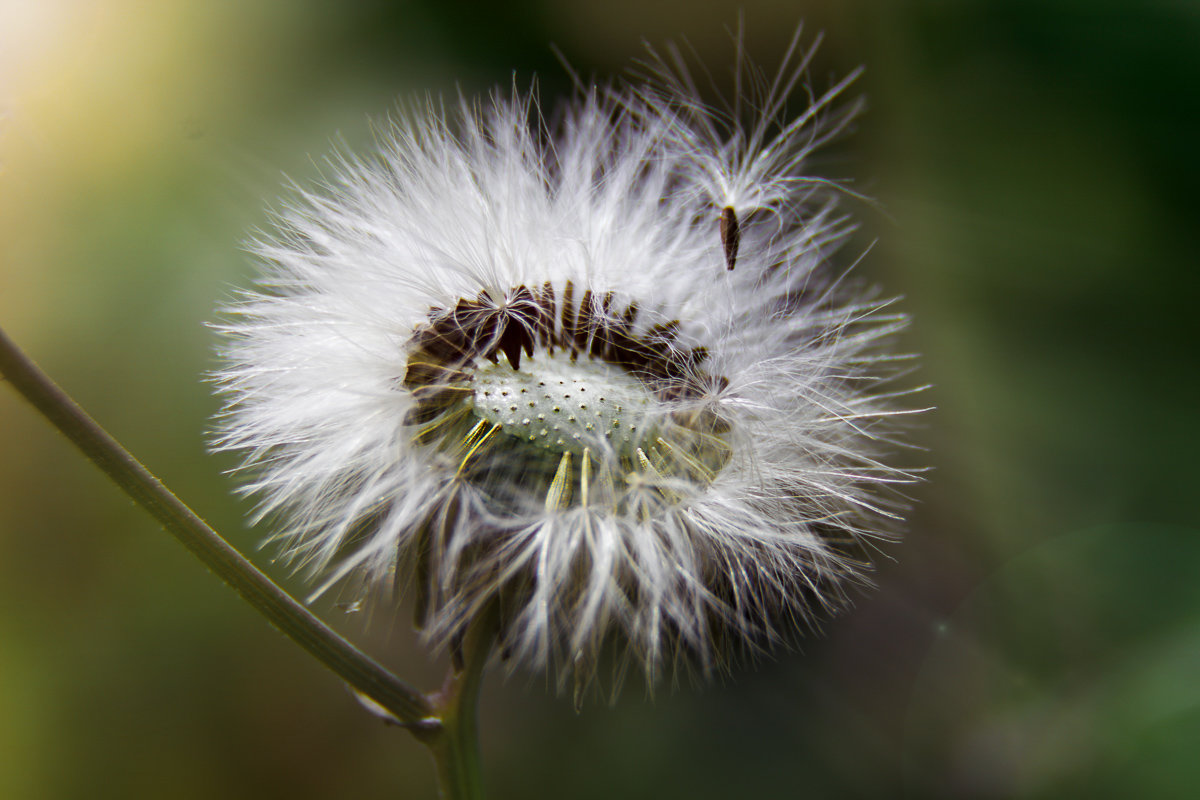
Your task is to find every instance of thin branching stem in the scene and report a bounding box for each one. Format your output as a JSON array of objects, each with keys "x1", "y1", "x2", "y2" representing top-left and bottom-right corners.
[
  {"x1": 418, "y1": 607, "x2": 498, "y2": 800},
  {"x1": 0, "y1": 326, "x2": 433, "y2": 725}
]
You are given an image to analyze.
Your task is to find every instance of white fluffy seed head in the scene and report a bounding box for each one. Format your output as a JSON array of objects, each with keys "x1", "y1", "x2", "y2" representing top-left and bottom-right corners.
[{"x1": 211, "y1": 29, "x2": 924, "y2": 699}]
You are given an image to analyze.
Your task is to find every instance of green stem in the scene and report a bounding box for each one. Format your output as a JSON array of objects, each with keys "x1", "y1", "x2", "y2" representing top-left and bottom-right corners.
[
  {"x1": 0, "y1": 326, "x2": 433, "y2": 725},
  {"x1": 419, "y1": 609, "x2": 497, "y2": 799}
]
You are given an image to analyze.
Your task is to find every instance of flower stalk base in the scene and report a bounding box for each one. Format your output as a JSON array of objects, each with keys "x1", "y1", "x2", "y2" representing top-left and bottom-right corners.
[{"x1": 412, "y1": 608, "x2": 498, "y2": 800}]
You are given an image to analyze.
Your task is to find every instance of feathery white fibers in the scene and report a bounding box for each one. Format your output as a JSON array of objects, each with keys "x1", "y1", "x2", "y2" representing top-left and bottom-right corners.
[{"x1": 212, "y1": 29, "x2": 922, "y2": 696}]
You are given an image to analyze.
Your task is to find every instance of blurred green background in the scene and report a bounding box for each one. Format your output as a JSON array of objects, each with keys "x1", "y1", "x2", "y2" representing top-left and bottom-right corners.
[{"x1": 2, "y1": 1, "x2": 1197, "y2": 797}]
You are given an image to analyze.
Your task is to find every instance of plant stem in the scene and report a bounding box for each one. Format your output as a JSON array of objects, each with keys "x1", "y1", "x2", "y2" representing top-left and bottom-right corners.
[
  {"x1": 0, "y1": 325, "x2": 433, "y2": 725},
  {"x1": 417, "y1": 609, "x2": 497, "y2": 800}
]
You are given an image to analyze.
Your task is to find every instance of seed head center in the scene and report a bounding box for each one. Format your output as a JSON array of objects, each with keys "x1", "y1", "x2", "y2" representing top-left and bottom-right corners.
[{"x1": 473, "y1": 352, "x2": 654, "y2": 455}]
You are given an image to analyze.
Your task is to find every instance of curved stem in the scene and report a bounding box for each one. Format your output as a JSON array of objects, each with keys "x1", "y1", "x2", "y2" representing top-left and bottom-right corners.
[
  {"x1": 0, "y1": 326, "x2": 433, "y2": 725},
  {"x1": 421, "y1": 609, "x2": 497, "y2": 799}
]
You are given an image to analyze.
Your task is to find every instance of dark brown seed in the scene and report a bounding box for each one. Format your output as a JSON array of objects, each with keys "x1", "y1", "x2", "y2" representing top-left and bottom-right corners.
[{"x1": 719, "y1": 206, "x2": 740, "y2": 270}]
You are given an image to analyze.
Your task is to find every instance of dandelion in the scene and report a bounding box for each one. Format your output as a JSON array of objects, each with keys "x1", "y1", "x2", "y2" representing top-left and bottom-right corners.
[{"x1": 212, "y1": 30, "x2": 921, "y2": 698}]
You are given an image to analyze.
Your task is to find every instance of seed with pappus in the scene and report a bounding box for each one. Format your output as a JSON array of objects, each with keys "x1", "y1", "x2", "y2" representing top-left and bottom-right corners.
[{"x1": 212, "y1": 32, "x2": 923, "y2": 697}]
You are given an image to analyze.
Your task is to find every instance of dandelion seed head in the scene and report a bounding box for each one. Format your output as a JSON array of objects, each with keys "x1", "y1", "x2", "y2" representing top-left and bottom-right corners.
[{"x1": 211, "y1": 32, "x2": 923, "y2": 697}]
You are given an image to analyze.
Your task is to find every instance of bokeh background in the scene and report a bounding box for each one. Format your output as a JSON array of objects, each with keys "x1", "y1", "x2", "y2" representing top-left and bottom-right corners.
[{"x1": 2, "y1": 1, "x2": 1198, "y2": 797}]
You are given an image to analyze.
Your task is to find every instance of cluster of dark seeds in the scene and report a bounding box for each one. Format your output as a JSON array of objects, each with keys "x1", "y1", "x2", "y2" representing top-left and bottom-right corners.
[{"x1": 402, "y1": 281, "x2": 722, "y2": 411}]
